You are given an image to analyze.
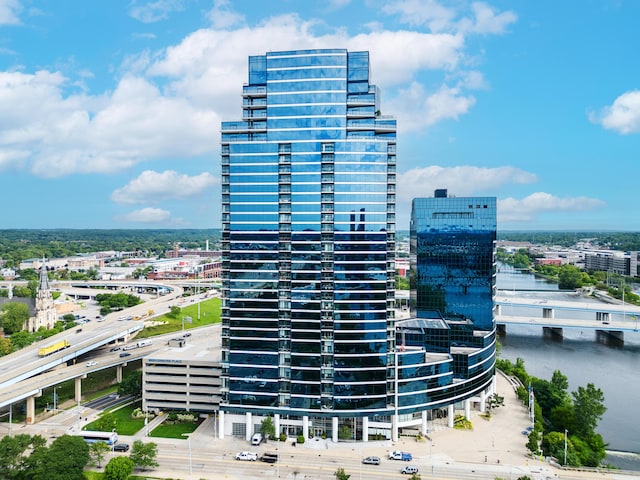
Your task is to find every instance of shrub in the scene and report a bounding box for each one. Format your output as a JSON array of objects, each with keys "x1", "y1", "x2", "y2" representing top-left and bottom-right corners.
[{"x1": 296, "y1": 434, "x2": 305, "y2": 444}]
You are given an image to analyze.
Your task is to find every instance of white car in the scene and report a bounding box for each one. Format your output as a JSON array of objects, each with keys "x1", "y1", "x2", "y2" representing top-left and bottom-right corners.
[
  {"x1": 86, "y1": 361, "x2": 98, "y2": 367},
  {"x1": 235, "y1": 451, "x2": 258, "y2": 461}
]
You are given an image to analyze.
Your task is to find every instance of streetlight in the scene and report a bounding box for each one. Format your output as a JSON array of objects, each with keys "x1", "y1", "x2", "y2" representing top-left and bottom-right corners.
[
  {"x1": 53, "y1": 386, "x2": 58, "y2": 415},
  {"x1": 564, "y1": 429, "x2": 568, "y2": 465}
]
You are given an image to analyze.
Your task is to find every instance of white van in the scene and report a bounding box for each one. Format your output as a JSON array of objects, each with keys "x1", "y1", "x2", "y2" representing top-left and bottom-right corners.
[{"x1": 251, "y1": 432, "x2": 263, "y2": 445}]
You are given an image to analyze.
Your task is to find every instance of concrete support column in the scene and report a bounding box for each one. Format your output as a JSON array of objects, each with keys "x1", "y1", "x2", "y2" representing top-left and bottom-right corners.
[
  {"x1": 302, "y1": 415, "x2": 309, "y2": 442},
  {"x1": 116, "y1": 365, "x2": 123, "y2": 383},
  {"x1": 480, "y1": 392, "x2": 487, "y2": 413},
  {"x1": 26, "y1": 396, "x2": 36, "y2": 424},
  {"x1": 362, "y1": 416, "x2": 369, "y2": 442},
  {"x1": 75, "y1": 377, "x2": 82, "y2": 403},
  {"x1": 464, "y1": 399, "x2": 471, "y2": 420},
  {"x1": 218, "y1": 410, "x2": 225, "y2": 439},
  {"x1": 495, "y1": 304, "x2": 501, "y2": 316},
  {"x1": 447, "y1": 404, "x2": 454, "y2": 428},
  {"x1": 332, "y1": 417, "x2": 339, "y2": 443},
  {"x1": 245, "y1": 412, "x2": 252, "y2": 441},
  {"x1": 391, "y1": 414, "x2": 398, "y2": 442},
  {"x1": 274, "y1": 413, "x2": 280, "y2": 438},
  {"x1": 421, "y1": 410, "x2": 428, "y2": 435}
]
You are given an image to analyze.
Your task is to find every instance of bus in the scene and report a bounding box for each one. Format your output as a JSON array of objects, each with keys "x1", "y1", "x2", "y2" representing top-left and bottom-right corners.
[{"x1": 79, "y1": 431, "x2": 118, "y2": 445}]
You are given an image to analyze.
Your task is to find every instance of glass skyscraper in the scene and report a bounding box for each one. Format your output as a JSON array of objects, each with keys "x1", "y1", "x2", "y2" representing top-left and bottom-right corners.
[
  {"x1": 220, "y1": 49, "x2": 397, "y2": 439},
  {"x1": 219, "y1": 50, "x2": 496, "y2": 443}
]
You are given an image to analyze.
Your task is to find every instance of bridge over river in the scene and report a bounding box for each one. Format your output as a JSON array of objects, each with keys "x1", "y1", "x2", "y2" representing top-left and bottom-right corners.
[{"x1": 494, "y1": 291, "x2": 640, "y2": 343}]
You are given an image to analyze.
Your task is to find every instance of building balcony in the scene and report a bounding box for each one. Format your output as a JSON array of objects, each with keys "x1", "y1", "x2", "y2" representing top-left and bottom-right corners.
[{"x1": 242, "y1": 85, "x2": 266, "y2": 97}]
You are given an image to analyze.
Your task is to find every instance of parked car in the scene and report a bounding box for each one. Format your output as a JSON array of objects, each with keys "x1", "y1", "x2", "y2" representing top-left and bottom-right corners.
[
  {"x1": 362, "y1": 456, "x2": 381, "y2": 465},
  {"x1": 251, "y1": 432, "x2": 263, "y2": 445},
  {"x1": 113, "y1": 443, "x2": 129, "y2": 452},
  {"x1": 235, "y1": 451, "x2": 258, "y2": 461},
  {"x1": 401, "y1": 465, "x2": 419, "y2": 474},
  {"x1": 389, "y1": 451, "x2": 412, "y2": 461}
]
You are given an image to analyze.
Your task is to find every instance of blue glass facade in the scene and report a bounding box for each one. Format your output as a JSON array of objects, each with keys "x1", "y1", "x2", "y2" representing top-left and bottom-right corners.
[
  {"x1": 221, "y1": 49, "x2": 397, "y2": 418},
  {"x1": 395, "y1": 190, "x2": 497, "y2": 413}
]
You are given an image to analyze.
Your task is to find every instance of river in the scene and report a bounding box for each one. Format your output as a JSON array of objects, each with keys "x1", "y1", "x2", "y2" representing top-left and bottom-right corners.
[{"x1": 496, "y1": 265, "x2": 640, "y2": 470}]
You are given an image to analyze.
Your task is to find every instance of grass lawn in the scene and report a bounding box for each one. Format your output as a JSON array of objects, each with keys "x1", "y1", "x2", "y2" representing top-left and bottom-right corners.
[
  {"x1": 149, "y1": 420, "x2": 200, "y2": 439},
  {"x1": 136, "y1": 297, "x2": 221, "y2": 339},
  {"x1": 83, "y1": 401, "x2": 145, "y2": 436}
]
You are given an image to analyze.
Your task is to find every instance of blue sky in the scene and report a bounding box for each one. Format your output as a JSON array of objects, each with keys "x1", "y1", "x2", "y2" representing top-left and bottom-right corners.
[{"x1": 1, "y1": 0, "x2": 639, "y2": 231}]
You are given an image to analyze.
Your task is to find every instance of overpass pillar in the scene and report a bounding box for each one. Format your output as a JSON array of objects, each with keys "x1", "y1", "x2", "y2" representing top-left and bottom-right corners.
[
  {"x1": 496, "y1": 324, "x2": 506, "y2": 336},
  {"x1": 543, "y1": 327, "x2": 563, "y2": 339},
  {"x1": 542, "y1": 307, "x2": 554, "y2": 319},
  {"x1": 74, "y1": 376, "x2": 86, "y2": 403},
  {"x1": 116, "y1": 365, "x2": 123, "y2": 383},
  {"x1": 26, "y1": 393, "x2": 39, "y2": 425},
  {"x1": 495, "y1": 304, "x2": 501, "y2": 316}
]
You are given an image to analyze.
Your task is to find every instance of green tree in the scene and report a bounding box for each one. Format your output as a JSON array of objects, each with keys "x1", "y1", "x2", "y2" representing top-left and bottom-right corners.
[
  {"x1": 335, "y1": 467, "x2": 351, "y2": 480},
  {"x1": 558, "y1": 264, "x2": 583, "y2": 289},
  {"x1": 0, "y1": 302, "x2": 29, "y2": 334},
  {"x1": 118, "y1": 370, "x2": 143, "y2": 398},
  {"x1": 104, "y1": 456, "x2": 135, "y2": 480},
  {"x1": 0, "y1": 336, "x2": 13, "y2": 356},
  {"x1": 9, "y1": 330, "x2": 34, "y2": 349},
  {"x1": 572, "y1": 383, "x2": 606, "y2": 438},
  {"x1": 526, "y1": 430, "x2": 540, "y2": 455},
  {"x1": 168, "y1": 305, "x2": 181, "y2": 319},
  {"x1": 90, "y1": 440, "x2": 111, "y2": 468},
  {"x1": 130, "y1": 440, "x2": 159, "y2": 471},
  {"x1": 26, "y1": 434, "x2": 90, "y2": 480},
  {"x1": 0, "y1": 434, "x2": 46, "y2": 479},
  {"x1": 260, "y1": 416, "x2": 276, "y2": 440}
]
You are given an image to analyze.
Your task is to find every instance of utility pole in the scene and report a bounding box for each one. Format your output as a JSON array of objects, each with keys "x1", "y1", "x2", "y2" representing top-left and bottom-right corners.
[{"x1": 564, "y1": 429, "x2": 568, "y2": 465}]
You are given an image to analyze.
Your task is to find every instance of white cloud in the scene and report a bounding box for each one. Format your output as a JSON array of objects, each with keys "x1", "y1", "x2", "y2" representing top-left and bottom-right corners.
[
  {"x1": 464, "y1": 2, "x2": 517, "y2": 34},
  {"x1": 111, "y1": 170, "x2": 218, "y2": 205},
  {"x1": 0, "y1": 71, "x2": 218, "y2": 177},
  {"x1": 389, "y1": 82, "x2": 476, "y2": 131},
  {"x1": 115, "y1": 207, "x2": 173, "y2": 224},
  {"x1": 382, "y1": 0, "x2": 457, "y2": 32},
  {"x1": 382, "y1": 0, "x2": 516, "y2": 35},
  {"x1": 0, "y1": 0, "x2": 21, "y2": 25},
  {"x1": 590, "y1": 90, "x2": 640, "y2": 134},
  {"x1": 498, "y1": 192, "x2": 606, "y2": 223},
  {"x1": 129, "y1": 0, "x2": 184, "y2": 24},
  {"x1": 206, "y1": 0, "x2": 245, "y2": 29},
  {"x1": 398, "y1": 165, "x2": 537, "y2": 205},
  {"x1": 0, "y1": 4, "x2": 513, "y2": 179}
]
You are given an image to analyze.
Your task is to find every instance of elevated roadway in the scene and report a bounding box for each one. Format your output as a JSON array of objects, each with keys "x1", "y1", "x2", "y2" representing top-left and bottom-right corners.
[{"x1": 0, "y1": 281, "x2": 188, "y2": 421}]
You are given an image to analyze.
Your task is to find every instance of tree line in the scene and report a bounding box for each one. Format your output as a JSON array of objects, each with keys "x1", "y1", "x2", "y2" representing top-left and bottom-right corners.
[
  {"x1": 0, "y1": 228, "x2": 221, "y2": 268},
  {"x1": 0, "y1": 434, "x2": 158, "y2": 480},
  {"x1": 497, "y1": 357, "x2": 607, "y2": 467}
]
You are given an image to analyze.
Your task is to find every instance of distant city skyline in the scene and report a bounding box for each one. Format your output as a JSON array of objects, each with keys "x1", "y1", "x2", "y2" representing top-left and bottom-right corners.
[{"x1": 1, "y1": 1, "x2": 639, "y2": 231}]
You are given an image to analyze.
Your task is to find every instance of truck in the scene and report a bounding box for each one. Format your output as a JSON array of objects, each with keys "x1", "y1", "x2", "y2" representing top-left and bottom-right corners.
[
  {"x1": 38, "y1": 340, "x2": 70, "y2": 357},
  {"x1": 260, "y1": 452, "x2": 279, "y2": 463},
  {"x1": 123, "y1": 339, "x2": 153, "y2": 351}
]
